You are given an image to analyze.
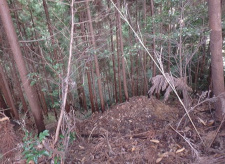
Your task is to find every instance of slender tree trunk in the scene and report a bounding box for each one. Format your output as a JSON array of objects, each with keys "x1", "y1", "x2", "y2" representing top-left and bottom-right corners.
[
  {"x1": 0, "y1": 91, "x2": 11, "y2": 118},
  {"x1": 194, "y1": 54, "x2": 200, "y2": 91},
  {"x1": 0, "y1": 11, "x2": 29, "y2": 117},
  {"x1": 0, "y1": 64, "x2": 19, "y2": 119},
  {"x1": 77, "y1": 65, "x2": 87, "y2": 111},
  {"x1": 85, "y1": 0, "x2": 105, "y2": 111},
  {"x1": 150, "y1": 0, "x2": 156, "y2": 77},
  {"x1": 117, "y1": 0, "x2": 129, "y2": 101},
  {"x1": 167, "y1": 3, "x2": 172, "y2": 72},
  {"x1": 105, "y1": 70, "x2": 112, "y2": 102},
  {"x1": 116, "y1": 15, "x2": 122, "y2": 103},
  {"x1": 128, "y1": 25, "x2": 135, "y2": 97},
  {"x1": 9, "y1": 61, "x2": 29, "y2": 115},
  {"x1": 142, "y1": 0, "x2": 148, "y2": 95},
  {"x1": 0, "y1": 0, "x2": 45, "y2": 133},
  {"x1": 136, "y1": 54, "x2": 139, "y2": 96},
  {"x1": 208, "y1": 0, "x2": 225, "y2": 119},
  {"x1": 43, "y1": 65, "x2": 58, "y2": 119},
  {"x1": 86, "y1": 63, "x2": 95, "y2": 113},
  {"x1": 42, "y1": 0, "x2": 58, "y2": 60},
  {"x1": 37, "y1": 84, "x2": 48, "y2": 116},
  {"x1": 199, "y1": 40, "x2": 206, "y2": 79},
  {"x1": 109, "y1": 16, "x2": 118, "y2": 103},
  {"x1": 79, "y1": 11, "x2": 95, "y2": 112},
  {"x1": 90, "y1": 63, "x2": 99, "y2": 111}
]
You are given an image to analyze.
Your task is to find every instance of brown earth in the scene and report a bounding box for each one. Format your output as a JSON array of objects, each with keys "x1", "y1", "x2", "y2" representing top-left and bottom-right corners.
[
  {"x1": 1, "y1": 96, "x2": 225, "y2": 164},
  {"x1": 65, "y1": 96, "x2": 225, "y2": 164}
]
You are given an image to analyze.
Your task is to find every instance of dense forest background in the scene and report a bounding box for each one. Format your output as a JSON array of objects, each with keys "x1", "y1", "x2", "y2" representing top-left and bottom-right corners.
[{"x1": 0, "y1": 0, "x2": 225, "y2": 163}]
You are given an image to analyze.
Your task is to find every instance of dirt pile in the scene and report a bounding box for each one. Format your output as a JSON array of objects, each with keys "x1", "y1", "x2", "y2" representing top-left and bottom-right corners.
[{"x1": 67, "y1": 96, "x2": 193, "y2": 163}]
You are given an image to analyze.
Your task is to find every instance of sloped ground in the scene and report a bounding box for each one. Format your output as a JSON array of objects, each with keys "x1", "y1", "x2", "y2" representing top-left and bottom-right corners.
[
  {"x1": 1, "y1": 96, "x2": 225, "y2": 163},
  {"x1": 66, "y1": 96, "x2": 197, "y2": 163}
]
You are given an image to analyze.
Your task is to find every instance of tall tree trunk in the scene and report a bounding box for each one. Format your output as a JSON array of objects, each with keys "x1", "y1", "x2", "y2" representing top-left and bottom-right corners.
[
  {"x1": 85, "y1": 0, "x2": 105, "y2": 112},
  {"x1": 167, "y1": 2, "x2": 172, "y2": 72},
  {"x1": 77, "y1": 65, "x2": 87, "y2": 111},
  {"x1": 42, "y1": 0, "x2": 58, "y2": 61},
  {"x1": 79, "y1": 11, "x2": 95, "y2": 112},
  {"x1": 142, "y1": 0, "x2": 148, "y2": 95},
  {"x1": 91, "y1": 63, "x2": 99, "y2": 111},
  {"x1": 0, "y1": 9, "x2": 29, "y2": 117},
  {"x1": 109, "y1": 16, "x2": 118, "y2": 103},
  {"x1": 208, "y1": 0, "x2": 225, "y2": 119},
  {"x1": 9, "y1": 61, "x2": 29, "y2": 116},
  {"x1": 0, "y1": 0, "x2": 45, "y2": 133},
  {"x1": 86, "y1": 63, "x2": 95, "y2": 113},
  {"x1": 0, "y1": 91, "x2": 11, "y2": 118},
  {"x1": 194, "y1": 54, "x2": 200, "y2": 91},
  {"x1": 128, "y1": 21, "x2": 135, "y2": 97},
  {"x1": 117, "y1": 0, "x2": 129, "y2": 101},
  {"x1": 136, "y1": 54, "x2": 139, "y2": 96},
  {"x1": 150, "y1": 0, "x2": 156, "y2": 77},
  {"x1": 0, "y1": 64, "x2": 19, "y2": 119},
  {"x1": 116, "y1": 15, "x2": 122, "y2": 103}
]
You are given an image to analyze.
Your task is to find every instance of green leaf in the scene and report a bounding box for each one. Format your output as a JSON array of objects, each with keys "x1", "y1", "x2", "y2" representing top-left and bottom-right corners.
[
  {"x1": 40, "y1": 150, "x2": 50, "y2": 156},
  {"x1": 39, "y1": 130, "x2": 49, "y2": 141},
  {"x1": 30, "y1": 80, "x2": 36, "y2": 86},
  {"x1": 25, "y1": 153, "x2": 34, "y2": 159}
]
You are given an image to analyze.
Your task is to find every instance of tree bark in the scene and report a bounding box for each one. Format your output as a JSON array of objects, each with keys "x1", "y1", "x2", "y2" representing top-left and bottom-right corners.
[
  {"x1": 109, "y1": 15, "x2": 118, "y2": 103},
  {"x1": 0, "y1": 91, "x2": 11, "y2": 118},
  {"x1": 79, "y1": 11, "x2": 95, "y2": 112},
  {"x1": 42, "y1": 0, "x2": 58, "y2": 60},
  {"x1": 85, "y1": 0, "x2": 105, "y2": 111},
  {"x1": 150, "y1": 0, "x2": 156, "y2": 77},
  {"x1": 9, "y1": 61, "x2": 29, "y2": 116},
  {"x1": 208, "y1": 0, "x2": 225, "y2": 119},
  {"x1": 142, "y1": 0, "x2": 148, "y2": 95},
  {"x1": 0, "y1": 0, "x2": 45, "y2": 133},
  {"x1": 0, "y1": 61, "x2": 19, "y2": 119},
  {"x1": 116, "y1": 14, "x2": 122, "y2": 103},
  {"x1": 117, "y1": 0, "x2": 129, "y2": 101}
]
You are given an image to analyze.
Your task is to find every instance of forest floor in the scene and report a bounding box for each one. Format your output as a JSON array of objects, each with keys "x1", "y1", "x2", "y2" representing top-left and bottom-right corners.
[
  {"x1": 1, "y1": 96, "x2": 225, "y2": 164},
  {"x1": 65, "y1": 96, "x2": 225, "y2": 164}
]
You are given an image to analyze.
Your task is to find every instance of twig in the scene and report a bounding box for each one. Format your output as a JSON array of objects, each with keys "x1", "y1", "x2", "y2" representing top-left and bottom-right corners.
[
  {"x1": 208, "y1": 114, "x2": 225, "y2": 148},
  {"x1": 88, "y1": 126, "x2": 97, "y2": 142},
  {"x1": 169, "y1": 124, "x2": 199, "y2": 157},
  {"x1": 101, "y1": 128, "x2": 115, "y2": 155},
  {"x1": 0, "y1": 117, "x2": 9, "y2": 122}
]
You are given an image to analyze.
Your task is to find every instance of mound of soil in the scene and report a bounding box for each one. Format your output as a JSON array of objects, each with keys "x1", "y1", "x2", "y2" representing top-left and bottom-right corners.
[{"x1": 66, "y1": 96, "x2": 194, "y2": 163}]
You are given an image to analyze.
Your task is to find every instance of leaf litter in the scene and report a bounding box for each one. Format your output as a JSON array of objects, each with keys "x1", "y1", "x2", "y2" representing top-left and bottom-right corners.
[
  {"x1": 66, "y1": 96, "x2": 225, "y2": 164},
  {"x1": 2, "y1": 96, "x2": 225, "y2": 163}
]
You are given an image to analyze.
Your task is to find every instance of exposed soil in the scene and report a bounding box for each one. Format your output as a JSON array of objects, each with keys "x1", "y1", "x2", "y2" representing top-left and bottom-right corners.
[
  {"x1": 65, "y1": 96, "x2": 225, "y2": 164},
  {"x1": 1, "y1": 96, "x2": 225, "y2": 164}
]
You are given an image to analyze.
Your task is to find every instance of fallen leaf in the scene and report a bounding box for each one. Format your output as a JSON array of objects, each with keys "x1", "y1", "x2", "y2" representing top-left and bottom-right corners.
[
  {"x1": 156, "y1": 157, "x2": 163, "y2": 163},
  {"x1": 207, "y1": 120, "x2": 215, "y2": 126},
  {"x1": 184, "y1": 126, "x2": 191, "y2": 132},
  {"x1": 198, "y1": 117, "x2": 206, "y2": 126},
  {"x1": 28, "y1": 161, "x2": 35, "y2": 164},
  {"x1": 79, "y1": 145, "x2": 85, "y2": 149},
  {"x1": 150, "y1": 139, "x2": 160, "y2": 143},
  {"x1": 176, "y1": 147, "x2": 185, "y2": 153}
]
